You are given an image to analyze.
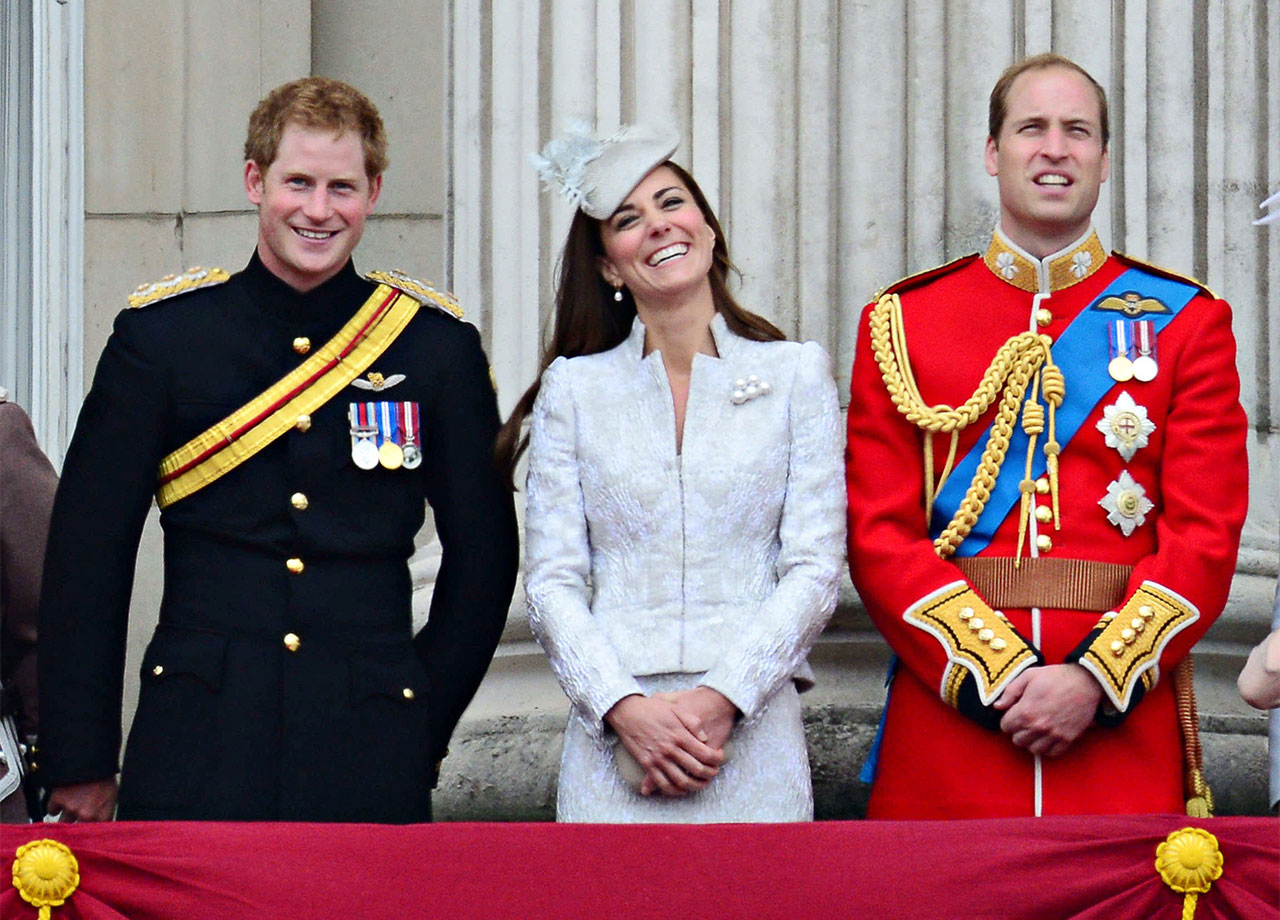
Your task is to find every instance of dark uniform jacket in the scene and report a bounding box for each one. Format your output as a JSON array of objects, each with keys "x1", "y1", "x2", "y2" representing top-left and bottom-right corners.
[{"x1": 38, "y1": 254, "x2": 518, "y2": 822}]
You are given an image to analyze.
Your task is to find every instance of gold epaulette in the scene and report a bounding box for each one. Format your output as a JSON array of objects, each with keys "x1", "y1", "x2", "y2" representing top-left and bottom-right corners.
[
  {"x1": 366, "y1": 270, "x2": 464, "y2": 319},
  {"x1": 1112, "y1": 252, "x2": 1218, "y2": 300},
  {"x1": 129, "y1": 266, "x2": 230, "y2": 308},
  {"x1": 872, "y1": 253, "x2": 980, "y2": 302}
]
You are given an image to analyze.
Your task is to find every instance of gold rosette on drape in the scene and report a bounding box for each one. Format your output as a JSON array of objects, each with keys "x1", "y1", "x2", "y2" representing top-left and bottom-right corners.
[
  {"x1": 1155, "y1": 827, "x2": 1223, "y2": 920},
  {"x1": 11, "y1": 839, "x2": 80, "y2": 920}
]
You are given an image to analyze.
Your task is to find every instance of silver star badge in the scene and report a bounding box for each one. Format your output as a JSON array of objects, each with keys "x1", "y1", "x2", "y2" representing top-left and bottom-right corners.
[
  {"x1": 1096, "y1": 391, "x2": 1156, "y2": 461},
  {"x1": 1099, "y1": 470, "x2": 1154, "y2": 536}
]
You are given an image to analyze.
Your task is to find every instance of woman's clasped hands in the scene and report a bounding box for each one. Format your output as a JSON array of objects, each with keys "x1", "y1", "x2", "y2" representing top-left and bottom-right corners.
[{"x1": 604, "y1": 687, "x2": 738, "y2": 797}]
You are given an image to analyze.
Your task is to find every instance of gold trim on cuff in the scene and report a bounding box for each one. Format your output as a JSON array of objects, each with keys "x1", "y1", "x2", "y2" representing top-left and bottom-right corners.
[
  {"x1": 1079, "y1": 581, "x2": 1200, "y2": 711},
  {"x1": 904, "y1": 582, "x2": 1038, "y2": 706}
]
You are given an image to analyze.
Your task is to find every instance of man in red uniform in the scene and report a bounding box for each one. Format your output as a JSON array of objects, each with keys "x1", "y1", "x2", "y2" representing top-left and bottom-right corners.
[{"x1": 846, "y1": 54, "x2": 1248, "y2": 817}]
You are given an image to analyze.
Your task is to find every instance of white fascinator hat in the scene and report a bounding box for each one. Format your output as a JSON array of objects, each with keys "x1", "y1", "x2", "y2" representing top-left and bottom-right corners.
[{"x1": 532, "y1": 120, "x2": 680, "y2": 220}]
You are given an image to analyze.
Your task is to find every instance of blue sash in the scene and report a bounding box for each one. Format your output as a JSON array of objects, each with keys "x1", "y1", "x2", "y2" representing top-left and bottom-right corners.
[{"x1": 930, "y1": 268, "x2": 1198, "y2": 556}]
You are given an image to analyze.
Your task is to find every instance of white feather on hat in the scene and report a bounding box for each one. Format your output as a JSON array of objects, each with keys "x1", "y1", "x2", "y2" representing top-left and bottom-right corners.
[{"x1": 532, "y1": 121, "x2": 680, "y2": 219}]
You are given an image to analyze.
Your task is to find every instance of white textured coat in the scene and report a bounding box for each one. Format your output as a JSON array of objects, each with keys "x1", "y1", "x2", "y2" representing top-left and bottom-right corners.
[{"x1": 524, "y1": 313, "x2": 845, "y2": 821}]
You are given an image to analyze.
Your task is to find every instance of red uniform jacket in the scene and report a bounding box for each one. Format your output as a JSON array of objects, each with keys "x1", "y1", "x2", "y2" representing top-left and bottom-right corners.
[{"x1": 846, "y1": 228, "x2": 1248, "y2": 818}]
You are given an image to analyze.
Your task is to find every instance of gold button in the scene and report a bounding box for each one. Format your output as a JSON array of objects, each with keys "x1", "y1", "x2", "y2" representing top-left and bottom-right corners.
[
  {"x1": 402, "y1": 688, "x2": 415, "y2": 700},
  {"x1": 1035, "y1": 307, "x2": 1054, "y2": 327},
  {"x1": 1121, "y1": 628, "x2": 1136, "y2": 643},
  {"x1": 1111, "y1": 640, "x2": 1125, "y2": 656},
  {"x1": 1131, "y1": 618, "x2": 1145, "y2": 632},
  {"x1": 978, "y1": 628, "x2": 995, "y2": 642},
  {"x1": 968, "y1": 617, "x2": 984, "y2": 631},
  {"x1": 294, "y1": 414, "x2": 312, "y2": 432},
  {"x1": 1035, "y1": 505, "x2": 1053, "y2": 524},
  {"x1": 990, "y1": 637, "x2": 1007, "y2": 651},
  {"x1": 152, "y1": 665, "x2": 164, "y2": 677},
  {"x1": 1035, "y1": 477, "x2": 1050, "y2": 495},
  {"x1": 1035, "y1": 534, "x2": 1053, "y2": 553},
  {"x1": 1138, "y1": 605, "x2": 1154, "y2": 619},
  {"x1": 293, "y1": 336, "x2": 311, "y2": 354},
  {"x1": 283, "y1": 632, "x2": 301, "y2": 652},
  {"x1": 958, "y1": 606, "x2": 974, "y2": 621},
  {"x1": 286, "y1": 557, "x2": 305, "y2": 574},
  {"x1": 291, "y1": 492, "x2": 309, "y2": 510}
]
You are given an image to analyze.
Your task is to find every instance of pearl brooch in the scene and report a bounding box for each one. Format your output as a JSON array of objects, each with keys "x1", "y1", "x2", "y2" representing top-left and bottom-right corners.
[{"x1": 731, "y1": 374, "x2": 771, "y2": 405}]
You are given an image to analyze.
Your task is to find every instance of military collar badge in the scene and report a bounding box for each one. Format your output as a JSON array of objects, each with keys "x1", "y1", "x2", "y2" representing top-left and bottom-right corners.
[
  {"x1": 1097, "y1": 391, "x2": 1156, "y2": 461},
  {"x1": 1099, "y1": 470, "x2": 1154, "y2": 536},
  {"x1": 982, "y1": 228, "x2": 1106, "y2": 293}
]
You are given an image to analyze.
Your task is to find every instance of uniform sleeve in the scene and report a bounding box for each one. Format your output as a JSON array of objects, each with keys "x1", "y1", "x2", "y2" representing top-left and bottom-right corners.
[
  {"x1": 1066, "y1": 296, "x2": 1249, "y2": 713},
  {"x1": 523, "y1": 358, "x2": 644, "y2": 740},
  {"x1": 38, "y1": 311, "x2": 170, "y2": 786},
  {"x1": 846, "y1": 303, "x2": 1041, "y2": 726},
  {"x1": 415, "y1": 321, "x2": 520, "y2": 768},
  {"x1": 699, "y1": 342, "x2": 846, "y2": 719}
]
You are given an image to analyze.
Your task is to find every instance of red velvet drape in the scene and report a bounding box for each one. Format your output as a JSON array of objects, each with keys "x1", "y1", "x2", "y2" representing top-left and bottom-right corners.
[{"x1": 3, "y1": 816, "x2": 1276, "y2": 919}]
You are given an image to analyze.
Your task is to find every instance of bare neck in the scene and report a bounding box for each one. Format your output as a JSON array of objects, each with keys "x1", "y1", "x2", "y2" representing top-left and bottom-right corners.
[{"x1": 635, "y1": 289, "x2": 719, "y2": 374}]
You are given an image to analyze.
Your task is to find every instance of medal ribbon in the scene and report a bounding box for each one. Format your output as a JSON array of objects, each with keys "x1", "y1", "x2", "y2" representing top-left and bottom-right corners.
[
  {"x1": 1108, "y1": 320, "x2": 1132, "y2": 362},
  {"x1": 932, "y1": 267, "x2": 1200, "y2": 556},
  {"x1": 1134, "y1": 319, "x2": 1156, "y2": 360},
  {"x1": 379, "y1": 401, "x2": 399, "y2": 445}
]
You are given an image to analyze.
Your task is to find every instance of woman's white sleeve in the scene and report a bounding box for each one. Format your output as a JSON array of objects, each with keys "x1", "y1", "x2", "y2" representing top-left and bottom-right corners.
[{"x1": 524, "y1": 357, "x2": 644, "y2": 738}]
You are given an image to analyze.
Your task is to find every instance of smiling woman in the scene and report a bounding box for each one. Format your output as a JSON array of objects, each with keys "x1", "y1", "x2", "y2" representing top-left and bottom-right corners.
[{"x1": 496, "y1": 123, "x2": 847, "y2": 824}]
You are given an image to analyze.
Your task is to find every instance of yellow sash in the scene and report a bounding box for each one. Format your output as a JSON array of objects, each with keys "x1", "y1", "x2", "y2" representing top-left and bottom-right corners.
[{"x1": 156, "y1": 284, "x2": 419, "y2": 509}]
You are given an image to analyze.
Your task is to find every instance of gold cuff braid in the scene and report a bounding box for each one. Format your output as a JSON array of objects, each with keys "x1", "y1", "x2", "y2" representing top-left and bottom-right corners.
[
  {"x1": 1078, "y1": 582, "x2": 1199, "y2": 711},
  {"x1": 904, "y1": 583, "x2": 1039, "y2": 706}
]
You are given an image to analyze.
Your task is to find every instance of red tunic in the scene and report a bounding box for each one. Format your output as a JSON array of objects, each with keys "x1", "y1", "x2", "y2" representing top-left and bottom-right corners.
[{"x1": 845, "y1": 228, "x2": 1249, "y2": 818}]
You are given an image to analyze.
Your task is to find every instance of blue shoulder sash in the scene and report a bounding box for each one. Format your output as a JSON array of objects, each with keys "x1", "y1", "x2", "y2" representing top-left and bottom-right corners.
[{"x1": 930, "y1": 267, "x2": 1198, "y2": 555}]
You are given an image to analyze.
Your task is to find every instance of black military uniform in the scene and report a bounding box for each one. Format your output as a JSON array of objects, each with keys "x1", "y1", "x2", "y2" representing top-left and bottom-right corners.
[{"x1": 38, "y1": 253, "x2": 518, "y2": 822}]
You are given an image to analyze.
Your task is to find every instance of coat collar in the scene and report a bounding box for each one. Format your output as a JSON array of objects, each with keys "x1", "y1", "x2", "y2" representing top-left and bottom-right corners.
[
  {"x1": 623, "y1": 311, "x2": 736, "y2": 366},
  {"x1": 982, "y1": 225, "x2": 1107, "y2": 294}
]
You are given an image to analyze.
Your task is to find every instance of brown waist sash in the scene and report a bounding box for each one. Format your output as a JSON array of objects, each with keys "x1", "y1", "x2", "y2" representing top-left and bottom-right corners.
[{"x1": 952, "y1": 556, "x2": 1134, "y2": 612}]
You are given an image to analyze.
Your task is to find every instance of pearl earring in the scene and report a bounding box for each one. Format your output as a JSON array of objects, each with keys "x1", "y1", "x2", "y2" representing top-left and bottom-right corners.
[{"x1": 613, "y1": 287, "x2": 624, "y2": 302}]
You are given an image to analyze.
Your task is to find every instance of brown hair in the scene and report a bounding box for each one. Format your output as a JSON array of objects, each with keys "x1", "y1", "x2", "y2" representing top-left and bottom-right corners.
[
  {"x1": 494, "y1": 161, "x2": 785, "y2": 484},
  {"x1": 988, "y1": 53, "x2": 1109, "y2": 148},
  {"x1": 244, "y1": 77, "x2": 388, "y2": 178}
]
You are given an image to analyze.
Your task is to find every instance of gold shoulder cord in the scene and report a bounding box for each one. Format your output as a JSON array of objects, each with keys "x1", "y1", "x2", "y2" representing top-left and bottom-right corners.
[{"x1": 870, "y1": 293, "x2": 1065, "y2": 562}]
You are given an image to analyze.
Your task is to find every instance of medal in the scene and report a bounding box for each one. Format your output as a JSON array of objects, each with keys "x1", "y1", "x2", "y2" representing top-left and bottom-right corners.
[
  {"x1": 1099, "y1": 470, "x2": 1154, "y2": 537},
  {"x1": 349, "y1": 404, "x2": 380, "y2": 470},
  {"x1": 378, "y1": 441, "x2": 404, "y2": 469},
  {"x1": 1107, "y1": 320, "x2": 1134, "y2": 382},
  {"x1": 1132, "y1": 319, "x2": 1158, "y2": 382},
  {"x1": 1096, "y1": 391, "x2": 1156, "y2": 461},
  {"x1": 377, "y1": 401, "x2": 404, "y2": 469},
  {"x1": 401, "y1": 401, "x2": 422, "y2": 469}
]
